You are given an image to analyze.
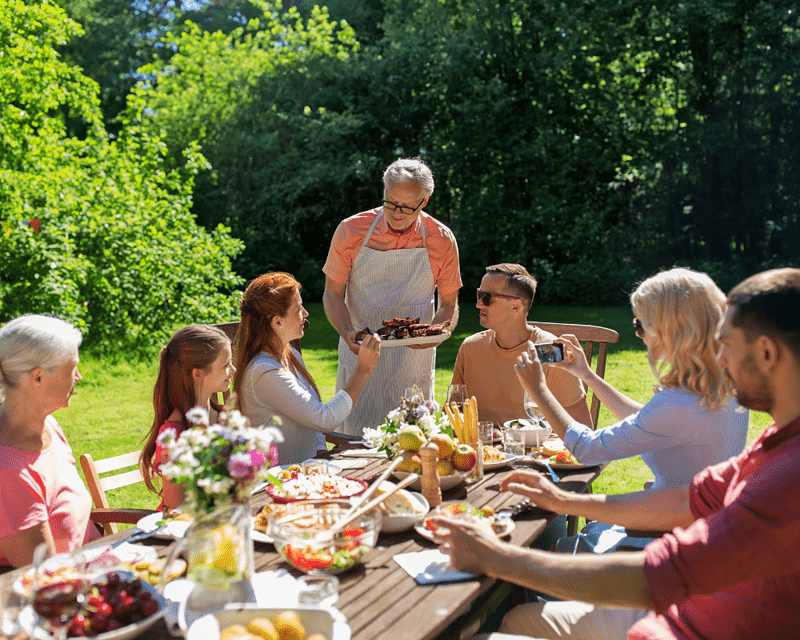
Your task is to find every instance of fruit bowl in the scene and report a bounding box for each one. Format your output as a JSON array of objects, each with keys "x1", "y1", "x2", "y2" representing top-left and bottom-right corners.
[
  {"x1": 19, "y1": 570, "x2": 167, "y2": 640},
  {"x1": 267, "y1": 499, "x2": 381, "y2": 574}
]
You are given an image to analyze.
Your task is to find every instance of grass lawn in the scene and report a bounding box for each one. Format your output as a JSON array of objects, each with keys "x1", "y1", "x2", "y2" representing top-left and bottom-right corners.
[{"x1": 56, "y1": 302, "x2": 773, "y2": 518}]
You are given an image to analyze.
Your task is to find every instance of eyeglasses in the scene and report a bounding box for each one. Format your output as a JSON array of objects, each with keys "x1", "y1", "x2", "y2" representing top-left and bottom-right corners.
[
  {"x1": 382, "y1": 199, "x2": 425, "y2": 216},
  {"x1": 633, "y1": 317, "x2": 645, "y2": 337},
  {"x1": 477, "y1": 289, "x2": 521, "y2": 306}
]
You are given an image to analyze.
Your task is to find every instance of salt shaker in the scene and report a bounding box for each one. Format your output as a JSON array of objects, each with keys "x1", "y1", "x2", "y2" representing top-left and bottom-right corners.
[{"x1": 419, "y1": 440, "x2": 442, "y2": 508}]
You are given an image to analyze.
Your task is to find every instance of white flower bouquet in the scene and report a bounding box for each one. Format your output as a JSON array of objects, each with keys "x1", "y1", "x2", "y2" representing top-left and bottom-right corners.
[
  {"x1": 157, "y1": 405, "x2": 284, "y2": 515},
  {"x1": 362, "y1": 386, "x2": 454, "y2": 458}
]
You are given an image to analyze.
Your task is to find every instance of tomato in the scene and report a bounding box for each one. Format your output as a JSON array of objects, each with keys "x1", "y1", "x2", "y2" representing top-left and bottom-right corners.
[{"x1": 285, "y1": 545, "x2": 335, "y2": 570}]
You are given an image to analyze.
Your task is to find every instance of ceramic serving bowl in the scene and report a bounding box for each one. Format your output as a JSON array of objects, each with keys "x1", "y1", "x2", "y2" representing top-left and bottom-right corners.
[
  {"x1": 504, "y1": 419, "x2": 552, "y2": 447},
  {"x1": 380, "y1": 491, "x2": 430, "y2": 534}
]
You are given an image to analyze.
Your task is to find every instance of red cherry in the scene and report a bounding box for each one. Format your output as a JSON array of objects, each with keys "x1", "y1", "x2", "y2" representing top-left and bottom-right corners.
[
  {"x1": 89, "y1": 613, "x2": 108, "y2": 632},
  {"x1": 141, "y1": 598, "x2": 160, "y2": 617}
]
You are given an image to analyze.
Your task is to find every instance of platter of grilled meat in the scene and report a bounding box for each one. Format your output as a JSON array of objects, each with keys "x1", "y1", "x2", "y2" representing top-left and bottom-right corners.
[{"x1": 354, "y1": 317, "x2": 451, "y2": 347}]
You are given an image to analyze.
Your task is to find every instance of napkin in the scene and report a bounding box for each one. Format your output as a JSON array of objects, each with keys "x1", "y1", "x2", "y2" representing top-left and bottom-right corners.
[
  {"x1": 338, "y1": 448, "x2": 388, "y2": 458},
  {"x1": 332, "y1": 458, "x2": 368, "y2": 470},
  {"x1": 393, "y1": 549, "x2": 479, "y2": 585}
]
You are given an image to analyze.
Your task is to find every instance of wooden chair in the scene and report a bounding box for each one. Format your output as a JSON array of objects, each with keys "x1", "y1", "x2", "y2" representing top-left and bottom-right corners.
[
  {"x1": 528, "y1": 321, "x2": 619, "y2": 429},
  {"x1": 79, "y1": 451, "x2": 157, "y2": 536},
  {"x1": 528, "y1": 321, "x2": 620, "y2": 537}
]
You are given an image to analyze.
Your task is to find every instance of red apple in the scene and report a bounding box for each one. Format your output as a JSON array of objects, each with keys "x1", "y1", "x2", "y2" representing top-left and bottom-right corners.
[{"x1": 451, "y1": 444, "x2": 477, "y2": 471}]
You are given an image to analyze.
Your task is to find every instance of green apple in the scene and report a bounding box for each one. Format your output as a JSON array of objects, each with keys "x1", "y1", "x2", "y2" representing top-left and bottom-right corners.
[
  {"x1": 437, "y1": 458, "x2": 454, "y2": 477},
  {"x1": 398, "y1": 426, "x2": 426, "y2": 452}
]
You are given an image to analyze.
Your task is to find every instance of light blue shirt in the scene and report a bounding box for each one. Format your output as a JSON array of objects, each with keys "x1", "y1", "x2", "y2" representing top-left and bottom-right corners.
[{"x1": 564, "y1": 388, "x2": 748, "y2": 489}]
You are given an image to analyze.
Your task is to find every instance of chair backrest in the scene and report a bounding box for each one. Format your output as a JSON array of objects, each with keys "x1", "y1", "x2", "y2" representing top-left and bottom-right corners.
[
  {"x1": 79, "y1": 451, "x2": 144, "y2": 536},
  {"x1": 528, "y1": 321, "x2": 619, "y2": 428}
]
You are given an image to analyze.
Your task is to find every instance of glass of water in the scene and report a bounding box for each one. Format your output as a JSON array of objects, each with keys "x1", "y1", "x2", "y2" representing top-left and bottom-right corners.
[
  {"x1": 297, "y1": 574, "x2": 339, "y2": 608},
  {"x1": 504, "y1": 429, "x2": 526, "y2": 465}
]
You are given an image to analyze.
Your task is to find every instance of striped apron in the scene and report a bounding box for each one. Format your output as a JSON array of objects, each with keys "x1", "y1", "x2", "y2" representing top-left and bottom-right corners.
[{"x1": 335, "y1": 211, "x2": 436, "y2": 435}]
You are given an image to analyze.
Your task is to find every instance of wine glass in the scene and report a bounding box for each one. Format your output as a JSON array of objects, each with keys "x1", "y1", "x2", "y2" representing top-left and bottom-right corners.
[
  {"x1": 446, "y1": 384, "x2": 467, "y2": 410},
  {"x1": 30, "y1": 547, "x2": 89, "y2": 640},
  {"x1": 523, "y1": 390, "x2": 545, "y2": 422},
  {"x1": 403, "y1": 386, "x2": 425, "y2": 405}
]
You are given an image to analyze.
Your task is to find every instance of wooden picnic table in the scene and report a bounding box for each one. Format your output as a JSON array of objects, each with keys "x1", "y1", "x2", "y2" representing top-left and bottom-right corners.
[{"x1": 0, "y1": 454, "x2": 602, "y2": 640}]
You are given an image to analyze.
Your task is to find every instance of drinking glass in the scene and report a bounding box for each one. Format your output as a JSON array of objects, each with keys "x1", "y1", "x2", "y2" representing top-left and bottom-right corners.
[
  {"x1": 30, "y1": 548, "x2": 89, "y2": 640},
  {"x1": 446, "y1": 384, "x2": 467, "y2": 410},
  {"x1": 403, "y1": 387, "x2": 425, "y2": 404},
  {"x1": 297, "y1": 574, "x2": 339, "y2": 607},
  {"x1": 478, "y1": 421, "x2": 494, "y2": 446},
  {"x1": 523, "y1": 391, "x2": 545, "y2": 422},
  {"x1": 504, "y1": 429, "x2": 526, "y2": 466}
]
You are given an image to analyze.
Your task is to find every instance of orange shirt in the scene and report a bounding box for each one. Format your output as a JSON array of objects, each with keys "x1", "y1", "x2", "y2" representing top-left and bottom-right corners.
[
  {"x1": 452, "y1": 327, "x2": 587, "y2": 427},
  {"x1": 323, "y1": 207, "x2": 462, "y2": 296}
]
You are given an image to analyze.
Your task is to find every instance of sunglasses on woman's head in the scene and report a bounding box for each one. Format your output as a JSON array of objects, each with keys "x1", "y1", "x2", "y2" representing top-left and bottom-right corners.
[
  {"x1": 476, "y1": 289, "x2": 521, "y2": 306},
  {"x1": 633, "y1": 317, "x2": 644, "y2": 337}
]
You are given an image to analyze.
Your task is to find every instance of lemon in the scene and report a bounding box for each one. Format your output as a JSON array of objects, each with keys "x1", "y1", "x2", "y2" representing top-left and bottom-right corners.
[{"x1": 210, "y1": 524, "x2": 241, "y2": 576}]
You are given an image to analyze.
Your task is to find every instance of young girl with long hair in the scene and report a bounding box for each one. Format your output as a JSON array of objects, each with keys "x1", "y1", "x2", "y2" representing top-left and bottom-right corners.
[
  {"x1": 140, "y1": 324, "x2": 234, "y2": 510},
  {"x1": 234, "y1": 272, "x2": 380, "y2": 465}
]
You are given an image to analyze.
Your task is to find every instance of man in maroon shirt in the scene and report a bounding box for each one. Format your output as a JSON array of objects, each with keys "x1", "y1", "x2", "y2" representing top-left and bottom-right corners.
[{"x1": 434, "y1": 268, "x2": 800, "y2": 640}]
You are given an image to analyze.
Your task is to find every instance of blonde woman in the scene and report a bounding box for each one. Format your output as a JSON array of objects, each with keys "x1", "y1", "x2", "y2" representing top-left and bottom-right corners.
[
  {"x1": 518, "y1": 268, "x2": 747, "y2": 488},
  {"x1": 513, "y1": 268, "x2": 748, "y2": 553}
]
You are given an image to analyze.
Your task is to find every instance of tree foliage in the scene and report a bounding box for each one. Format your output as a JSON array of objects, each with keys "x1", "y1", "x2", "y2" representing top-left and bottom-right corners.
[{"x1": 0, "y1": 0, "x2": 243, "y2": 354}]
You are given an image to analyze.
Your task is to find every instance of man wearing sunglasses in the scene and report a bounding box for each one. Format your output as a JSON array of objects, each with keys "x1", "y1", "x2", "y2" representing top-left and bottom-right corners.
[
  {"x1": 323, "y1": 157, "x2": 461, "y2": 435},
  {"x1": 451, "y1": 263, "x2": 591, "y2": 428}
]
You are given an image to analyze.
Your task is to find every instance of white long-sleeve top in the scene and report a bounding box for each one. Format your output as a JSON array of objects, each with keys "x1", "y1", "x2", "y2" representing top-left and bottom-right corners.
[{"x1": 240, "y1": 349, "x2": 353, "y2": 465}]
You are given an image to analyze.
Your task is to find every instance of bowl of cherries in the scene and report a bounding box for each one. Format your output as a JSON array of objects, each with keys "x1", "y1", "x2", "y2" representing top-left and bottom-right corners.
[{"x1": 22, "y1": 569, "x2": 168, "y2": 640}]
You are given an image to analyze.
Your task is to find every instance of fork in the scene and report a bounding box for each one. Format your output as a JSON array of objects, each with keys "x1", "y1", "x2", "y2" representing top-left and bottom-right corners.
[{"x1": 541, "y1": 459, "x2": 561, "y2": 483}]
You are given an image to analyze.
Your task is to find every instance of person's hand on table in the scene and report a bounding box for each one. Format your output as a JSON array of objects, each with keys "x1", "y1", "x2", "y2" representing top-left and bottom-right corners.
[
  {"x1": 431, "y1": 515, "x2": 507, "y2": 574},
  {"x1": 499, "y1": 470, "x2": 573, "y2": 515}
]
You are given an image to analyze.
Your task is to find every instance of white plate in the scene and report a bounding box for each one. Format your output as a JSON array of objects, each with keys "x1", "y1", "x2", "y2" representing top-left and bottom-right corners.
[
  {"x1": 482, "y1": 455, "x2": 518, "y2": 471},
  {"x1": 415, "y1": 502, "x2": 515, "y2": 541},
  {"x1": 20, "y1": 570, "x2": 167, "y2": 640},
  {"x1": 187, "y1": 605, "x2": 351, "y2": 640},
  {"x1": 136, "y1": 511, "x2": 273, "y2": 544},
  {"x1": 529, "y1": 456, "x2": 596, "y2": 470},
  {"x1": 392, "y1": 470, "x2": 467, "y2": 492},
  {"x1": 368, "y1": 330, "x2": 451, "y2": 348},
  {"x1": 136, "y1": 512, "x2": 191, "y2": 539},
  {"x1": 252, "y1": 463, "x2": 344, "y2": 495}
]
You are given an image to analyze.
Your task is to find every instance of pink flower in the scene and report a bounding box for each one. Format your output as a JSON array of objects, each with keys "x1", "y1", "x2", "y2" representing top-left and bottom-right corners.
[
  {"x1": 228, "y1": 452, "x2": 254, "y2": 480},
  {"x1": 249, "y1": 450, "x2": 267, "y2": 468}
]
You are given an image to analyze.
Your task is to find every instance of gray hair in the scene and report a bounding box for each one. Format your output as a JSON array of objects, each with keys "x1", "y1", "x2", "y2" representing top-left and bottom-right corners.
[
  {"x1": 0, "y1": 315, "x2": 82, "y2": 403},
  {"x1": 383, "y1": 157, "x2": 435, "y2": 197}
]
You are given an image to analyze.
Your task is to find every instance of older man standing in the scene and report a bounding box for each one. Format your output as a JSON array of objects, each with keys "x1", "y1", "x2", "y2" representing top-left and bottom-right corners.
[{"x1": 323, "y1": 158, "x2": 461, "y2": 436}]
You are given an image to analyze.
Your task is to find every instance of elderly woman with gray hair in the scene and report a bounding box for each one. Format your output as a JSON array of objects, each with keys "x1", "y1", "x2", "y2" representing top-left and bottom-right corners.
[{"x1": 0, "y1": 315, "x2": 99, "y2": 568}]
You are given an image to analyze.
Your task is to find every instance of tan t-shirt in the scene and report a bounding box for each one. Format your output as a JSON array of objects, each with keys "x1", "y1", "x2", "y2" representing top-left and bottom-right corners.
[{"x1": 451, "y1": 327, "x2": 586, "y2": 426}]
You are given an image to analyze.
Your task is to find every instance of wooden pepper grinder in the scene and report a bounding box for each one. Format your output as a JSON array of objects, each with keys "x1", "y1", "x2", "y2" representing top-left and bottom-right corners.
[{"x1": 420, "y1": 440, "x2": 442, "y2": 508}]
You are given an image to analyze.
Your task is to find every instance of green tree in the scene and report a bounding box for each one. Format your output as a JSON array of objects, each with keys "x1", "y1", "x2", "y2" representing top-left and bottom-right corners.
[{"x1": 0, "y1": 0, "x2": 243, "y2": 354}]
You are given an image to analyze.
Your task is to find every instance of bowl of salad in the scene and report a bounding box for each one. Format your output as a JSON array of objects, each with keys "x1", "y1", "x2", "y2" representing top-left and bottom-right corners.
[{"x1": 267, "y1": 499, "x2": 381, "y2": 574}]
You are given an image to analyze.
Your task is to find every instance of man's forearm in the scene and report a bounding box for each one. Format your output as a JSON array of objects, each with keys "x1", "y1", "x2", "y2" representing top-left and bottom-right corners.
[
  {"x1": 323, "y1": 288, "x2": 354, "y2": 340},
  {"x1": 487, "y1": 544, "x2": 652, "y2": 609},
  {"x1": 553, "y1": 485, "x2": 694, "y2": 532}
]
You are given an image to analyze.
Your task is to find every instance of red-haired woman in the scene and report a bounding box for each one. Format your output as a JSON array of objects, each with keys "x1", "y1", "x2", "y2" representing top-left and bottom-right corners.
[
  {"x1": 234, "y1": 272, "x2": 380, "y2": 465},
  {"x1": 140, "y1": 324, "x2": 235, "y2": 510}
]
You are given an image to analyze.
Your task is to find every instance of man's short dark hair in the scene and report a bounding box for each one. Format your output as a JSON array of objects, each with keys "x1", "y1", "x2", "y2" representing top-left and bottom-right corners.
[
  {"x1": 728, "y1": 267, "x2": 800, "y2": 360},
  {"x1": 486, "y1": 263, "x2": 537, "y2": 311}
]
